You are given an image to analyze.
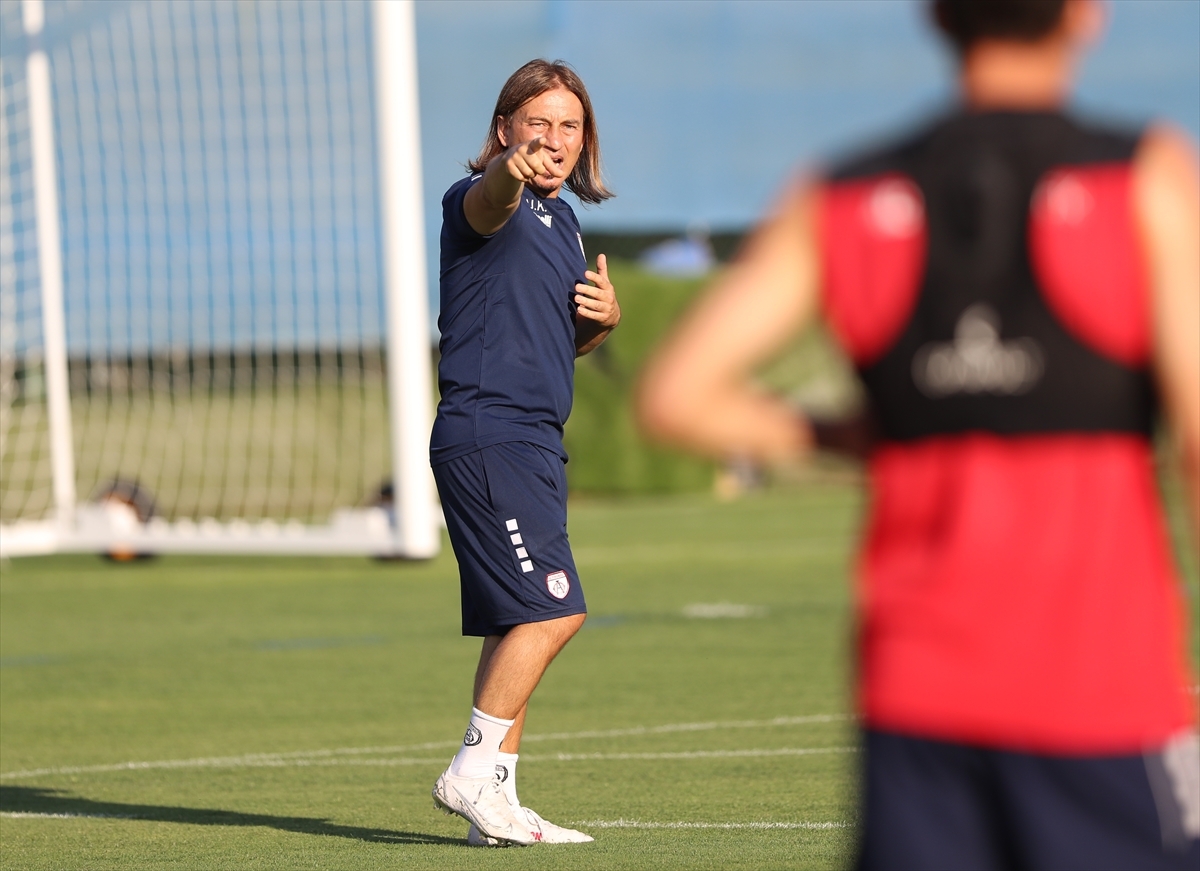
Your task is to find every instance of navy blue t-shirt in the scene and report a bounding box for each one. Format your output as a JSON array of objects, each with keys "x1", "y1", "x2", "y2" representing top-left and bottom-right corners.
[{"x1": 431, "y1": 174, "x2": 587, "y2": 466}]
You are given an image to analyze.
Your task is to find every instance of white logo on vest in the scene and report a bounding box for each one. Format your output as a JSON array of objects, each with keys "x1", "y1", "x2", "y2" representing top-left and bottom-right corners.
[
  {"x1": 912, "y1": 304, "x2": 1043, "y2": 398},
  {"x1": 867, "y1": 177, "x2": 923, "y2": 238}
]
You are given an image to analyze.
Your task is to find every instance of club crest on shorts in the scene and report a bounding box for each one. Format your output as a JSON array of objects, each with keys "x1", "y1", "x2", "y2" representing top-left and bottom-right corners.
[
  {"x1": 545, "y1": 570, "x2": 570, "y2": 599},
  {"x1": 464, "y1": 724, "x2": 482, "y2": 746}
]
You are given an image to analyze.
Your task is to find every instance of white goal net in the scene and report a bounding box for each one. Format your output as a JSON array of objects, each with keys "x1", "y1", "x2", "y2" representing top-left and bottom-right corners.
[{"x1": 0, "y1": 0, "x2": 437, "y2": 558}]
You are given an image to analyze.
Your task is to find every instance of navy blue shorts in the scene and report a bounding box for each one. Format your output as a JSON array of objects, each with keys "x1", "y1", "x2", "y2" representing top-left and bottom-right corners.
[
  {"x1": 432, "y1": 441, "x2": 586, "y2": 637},
  {"x1": 858, "y1": 729, "x2": 1200, "y2": 871}
]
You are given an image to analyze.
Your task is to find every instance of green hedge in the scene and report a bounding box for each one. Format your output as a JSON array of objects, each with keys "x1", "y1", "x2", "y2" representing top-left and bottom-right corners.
[{"x1": 564, "y1": 259, "x2": 715, "y2": 494}]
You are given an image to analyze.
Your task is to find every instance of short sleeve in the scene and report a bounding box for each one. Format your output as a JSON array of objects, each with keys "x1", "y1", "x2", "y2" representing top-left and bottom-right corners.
[{"x1": 441, "y1": 175, "x2": 489, "y2": 257}]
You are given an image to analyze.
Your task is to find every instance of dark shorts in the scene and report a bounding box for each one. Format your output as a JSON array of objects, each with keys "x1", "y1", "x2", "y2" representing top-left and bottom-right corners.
[
  {"x1": 858, "y1": 729, "x2": 1200, "y2": 871},
  {"x1": 432, "y1": 441, "x2": 585, "y2": 636}
]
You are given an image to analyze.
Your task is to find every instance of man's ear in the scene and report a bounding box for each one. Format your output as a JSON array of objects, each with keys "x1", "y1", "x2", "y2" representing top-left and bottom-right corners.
[{"x1": 496, "y1": 117, "x2": 509, "y2": 149}]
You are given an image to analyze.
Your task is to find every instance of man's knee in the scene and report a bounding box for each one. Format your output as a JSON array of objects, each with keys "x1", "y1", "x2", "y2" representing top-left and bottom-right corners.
[
  {"x1": 504, "y1": 612, "x2": 585, "y2": 654},
  {"x1": 563, "y1": 611, "x2": 586, "y2": 637},
  {"x1": 534, "y1": 612, "x2": 586, "y2": 644}
]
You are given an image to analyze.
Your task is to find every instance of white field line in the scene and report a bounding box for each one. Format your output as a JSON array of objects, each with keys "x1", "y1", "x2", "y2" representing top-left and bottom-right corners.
[
  {"x1": 520, "y1": 713, "x2": 848, "y2": 743},
  {"x1": 524, "y1": 746, "x2": 856, "y2": 762},
  {"x1": 576, "y1": 819, "x2": 852, "y2": 830},
  {"x1": 0, "y1": 714, "x2": 851, "y2": 781},
  {"x1": 0, "y1": 812, "x2": 852, "y2": 831}
]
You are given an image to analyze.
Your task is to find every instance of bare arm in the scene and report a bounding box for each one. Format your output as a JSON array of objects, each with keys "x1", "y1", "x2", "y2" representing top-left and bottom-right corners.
[
  {"x1": 1135, "y1": 125, "x2": 1200, "y2": 539},
  {"x1": 462, "y1": 137, "x2": 564, "y2": 236},
  {"x1": 637, "y1": 179, "x2": 823, "y2": 463},
  {"x1": 575, "y1": 253, "x2": 621, "y2": 356}
]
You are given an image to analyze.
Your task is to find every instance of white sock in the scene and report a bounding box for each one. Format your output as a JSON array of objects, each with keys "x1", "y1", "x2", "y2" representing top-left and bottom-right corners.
[
  {"x1": 495, "y1": 751, "x2": 520, "y2": 807},
  {"x1": 449, "y1": 707, "x2": 514, "y2": 779}
]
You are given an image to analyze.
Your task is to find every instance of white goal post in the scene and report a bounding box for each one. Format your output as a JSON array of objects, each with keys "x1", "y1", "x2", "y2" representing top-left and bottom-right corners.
[{"x1": 0, "y1": 0, "x2": 438, "y2": 559}]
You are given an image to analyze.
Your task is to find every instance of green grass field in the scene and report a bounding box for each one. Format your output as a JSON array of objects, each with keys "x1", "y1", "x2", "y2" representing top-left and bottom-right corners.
[
  {"x1": 2, "y1": 479, "x2": 1196, "y2": 870},
  {"x1": 1, "y1": 486, "x2": 865, "y2": 870}
]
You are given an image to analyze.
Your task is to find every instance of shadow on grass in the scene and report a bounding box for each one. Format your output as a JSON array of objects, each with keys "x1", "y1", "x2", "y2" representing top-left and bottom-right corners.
[{"x1": 0, "y1": 785, "x2": 463, "y2": 846}]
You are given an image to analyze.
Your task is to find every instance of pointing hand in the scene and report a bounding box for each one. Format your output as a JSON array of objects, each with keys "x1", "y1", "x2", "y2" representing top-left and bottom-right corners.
[{"x1": 505, "y1": 137, "x2": 566, "y2": 185}]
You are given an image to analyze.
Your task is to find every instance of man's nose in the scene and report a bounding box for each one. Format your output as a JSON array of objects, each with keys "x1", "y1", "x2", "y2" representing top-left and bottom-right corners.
[{"x1": 543, "y1": 127, "x2": 563, "y2": 150}]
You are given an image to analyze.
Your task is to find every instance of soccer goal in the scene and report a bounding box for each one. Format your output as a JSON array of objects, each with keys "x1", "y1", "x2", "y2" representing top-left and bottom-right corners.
[{"x1": 0, "y1": 0, "x2": 439, "y2": 559}]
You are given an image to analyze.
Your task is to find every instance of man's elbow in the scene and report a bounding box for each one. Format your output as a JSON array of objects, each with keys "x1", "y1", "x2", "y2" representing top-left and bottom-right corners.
[{"x1": 635, "y1": 370, "x2": 699, "y2": 447}]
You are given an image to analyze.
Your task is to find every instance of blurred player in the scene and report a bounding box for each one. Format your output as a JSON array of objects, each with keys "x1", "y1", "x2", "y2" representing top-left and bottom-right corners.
[
  {"x1": 638, "y1": 1, "x2": 1199, "y2": 867},
  {"x1": 428, "y1": 59, "x2": 618, "y2": 847}
]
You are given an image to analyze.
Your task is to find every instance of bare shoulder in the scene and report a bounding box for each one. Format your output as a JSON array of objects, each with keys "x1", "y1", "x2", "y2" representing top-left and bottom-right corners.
[
  {"x1": 1134, "y1": 124, "x2": 1199, "y2": 198},
  {"x1": 1132, "y1": 123, "x2": 1199, "y2": 269},
  {"x1": 1137, "y1": 123, "x2": 1199, "y2": 163}
]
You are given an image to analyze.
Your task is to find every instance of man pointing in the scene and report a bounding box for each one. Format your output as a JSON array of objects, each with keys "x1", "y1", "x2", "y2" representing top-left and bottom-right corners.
[{"x1": 429, "y1": 59, "x2": 618, "y2": 847}]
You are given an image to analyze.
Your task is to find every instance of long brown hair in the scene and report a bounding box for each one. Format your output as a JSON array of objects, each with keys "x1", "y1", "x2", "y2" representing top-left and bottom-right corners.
[{"x1": 468, "y1": 59, "x2": 613, "y2": 204}]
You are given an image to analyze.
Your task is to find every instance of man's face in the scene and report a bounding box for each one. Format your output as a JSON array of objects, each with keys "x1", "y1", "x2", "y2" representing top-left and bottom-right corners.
[{"x1": 498, "y1": 87, "x2": 585, "y2": 198}]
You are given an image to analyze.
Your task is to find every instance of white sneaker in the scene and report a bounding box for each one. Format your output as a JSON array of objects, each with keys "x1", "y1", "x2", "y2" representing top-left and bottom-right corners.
[
  {"x1": 466, "y1": 824, "x2": 505, "y2": 848},
  {"x1": 520, "y1": 807, "x2": 594, "y2": 843},
  {"x1": 467, "y1": 806, "x2": 592, "y2": 846},
  {"x1": 432, "y1": 766, "x2": 538, "y2": 846}
]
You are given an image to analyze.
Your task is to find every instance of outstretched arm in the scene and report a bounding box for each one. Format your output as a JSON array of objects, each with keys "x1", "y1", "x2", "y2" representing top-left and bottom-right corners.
[
  {"x1": 463, "y1": 136, "x2": 565, "y2": 236},
  {"x1": 575, "y1": 253, "x2": 620, "y2": 356},
  {"x1": 637, "y1": 178, "x2": 823, "y2": 463},
  {"x1": 1135, "y1": 125, "x2": 1200, "y2": 540}
]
